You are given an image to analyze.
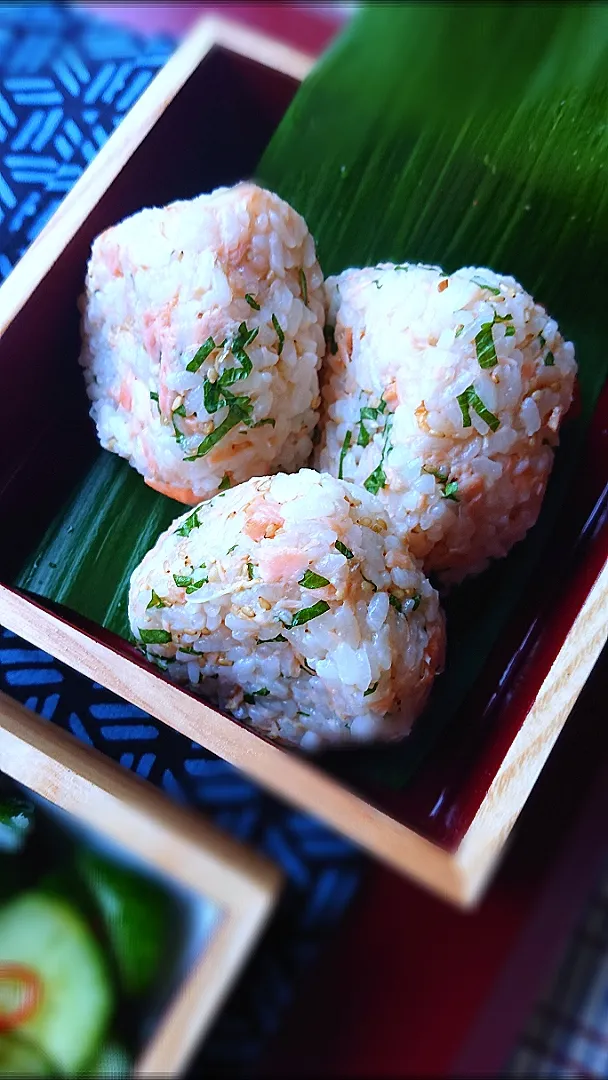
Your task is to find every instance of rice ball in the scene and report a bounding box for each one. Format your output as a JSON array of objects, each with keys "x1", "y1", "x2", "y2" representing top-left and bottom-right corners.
[
  {"x1": 315, "y1": 263, "x2": 577, "y2": 583},
  {"x1": 79, "y1": 183, "x2": 326, "y2": 504},
  {"x1": 128, "y1": 470, "x2": 445, "y2": 751}
]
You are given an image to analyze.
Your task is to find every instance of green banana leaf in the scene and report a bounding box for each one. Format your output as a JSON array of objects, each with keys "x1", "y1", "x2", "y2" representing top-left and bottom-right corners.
[{"x1": 15, "y1": 3, "x2": 608, "y2": 790}]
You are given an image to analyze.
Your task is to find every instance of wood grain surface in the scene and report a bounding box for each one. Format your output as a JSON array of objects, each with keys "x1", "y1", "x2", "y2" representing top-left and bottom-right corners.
[{"x1": 0, "y1": 689, "x2": 281, "y2": 1075}]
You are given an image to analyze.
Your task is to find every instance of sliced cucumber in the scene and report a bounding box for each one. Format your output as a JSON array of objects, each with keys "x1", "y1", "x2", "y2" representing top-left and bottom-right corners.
[
  {"x1": 0, "y1": 1031, "x2": 56, "y2": 1075},
  {"x1": 0, "y1": 892, "x2": 113, "y2": 1075},
  {"x1": 77, "y1": 850, "x2": 171, "y2": 997},
  {"x1": 93, "y1": 1040, "x2": 132, "y2": 1077}
]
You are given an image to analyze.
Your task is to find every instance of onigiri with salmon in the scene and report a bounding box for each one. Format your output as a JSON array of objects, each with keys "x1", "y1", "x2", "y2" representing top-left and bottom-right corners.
[
  {"x1": 128, "y1": 470, "x2": 445, "y2": 751},
  {"x1": 79, "y1": 183, "x2": 326, "y2": 504},
  {"x1": 315, "y1": 262, "x2": 577, "y2": 583}
]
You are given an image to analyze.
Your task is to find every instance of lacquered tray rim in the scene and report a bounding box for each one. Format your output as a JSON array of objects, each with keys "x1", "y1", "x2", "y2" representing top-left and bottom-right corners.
[{"x1": 0, "y1": 16, "x2": 605, "y2": 908}]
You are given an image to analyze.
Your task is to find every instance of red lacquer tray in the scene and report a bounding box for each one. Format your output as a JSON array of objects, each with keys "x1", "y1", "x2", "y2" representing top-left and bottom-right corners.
[{"x1": 0, "y1": 17, "x2": 605, "y2": 906}]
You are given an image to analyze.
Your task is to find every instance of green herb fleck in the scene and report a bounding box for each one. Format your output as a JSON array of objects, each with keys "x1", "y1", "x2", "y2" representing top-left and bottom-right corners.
[
  {"x1": 187, "y1": 336, "x2": 217, "y2": 373},
  {"x1": 173, "y1": 403, "x2": 187, "y2": 417},
  {"x1": 363, "y1": 414, "x2": 393, "y2": 494},
  {"x1": 455, "y1": 324, "x2": 465, "y2": 338},
  {"x1": 471, "y1": 276, "x2": 501, "y2": 296},
  {"x1": 139, "y1": 628, "x2": 172, "y2": 645},
  {"x1": 475, "y1": 321, "x2": 498, "y2": 369},
  {"x1": 456, "y1": 385, "x2": 500, "y2": 432},
  {"x1": 299, "y1": 569, "x2": 330, "y2": 589},
  {"x1": 364, "y1": 464, "x2": 386, "y2": 495},
  {"x1": 505, "y1": 325, "x2": 516, "y2": 337},
  {"x1": 178, "y1": 644, "x2": 197, "y2": 654},
  {"x1": 173, "y1": 573, "x2": 192, "y2": 588},
  {"x1": 494, "y1": 313, "x2": 513, "y2": 323},
  {"x1": 357, "y1": 421, "x2": 370, "y2": 447},
  {"x1": 185, "y1": 396, "x2": 253, "y2": 460},
  {"x1": 264, "y1": 633, "x2": 287, "y2": 643},
  {"x1": 324, "y1": 324, "x2": 338, "y2": 355},
  {"x1": 247, "y1": 562, "x2": 255, "y2": 580},
  {"x1": 544, "y1": 351, "x2": 555, "y2": 366},
  {"x1": 299, "y1": 268, "x2": 308, "y2": 306},
  {"x1": 389, "y1": 593, "x2": 402, "y2": 613},
  {"x1": 394, "y1": 264, "x2": 409, "y2": 271},
  {"x1": 297, "y1": 711, "x2": 311, "y2": 717},
  {"x1": 539, "y1": 333, "x2": 546, "y2": 347},
  {"x1": 150, "y1": 391, "x2": 159, "y2": 402},
  {"x1": 176, "y1": 509, "x2": 201, "y2": 537},
  {"x1": 423, "y1": 465, "x2": 448, "y2": 482},
  {"x1": 244, "y1": 687, "x2": 270, "y2": 704},
  {"x1": 185, "y1": 570, "x2": 208, "y2": 593},
  {"x1": 364, "y1": 682, "x2": 379, "y2": 697},
  {"x1": 410, "y1": 593, "x2": 422, "y2": 611},
  {"x1": 372, "y1": 278, "x2": 383, "y2": 290},
  {"x1": 338, "y1": 429, "x2": 352, "y2": 480},
  {"x1": 218, "y1": 473, "x2": 231, "y2": 491},
  {"x1": 252, "y1": 417, "x2": 276, "y2": 428},
  {"x1": 335, "y1": 540, "x2": 354, "y2": 559},
  {"x1": 443, "y1": 480, "x2": 459, "y2": 501},
  {"x1": 147, "y1": 590, "x2": 166, "y2": 610},
  {"x1": 287, "y1": 600, "x2": 330, "y2": 628},
  {"x1": 272, "y1": 313, "x2": 284, "y2": 354},
  {"x1": 245, "y1": 294, "x2": 260, "y2": 310},
  {"x1": 226, "y1": 544, "x2": 238, "y2": 555}
]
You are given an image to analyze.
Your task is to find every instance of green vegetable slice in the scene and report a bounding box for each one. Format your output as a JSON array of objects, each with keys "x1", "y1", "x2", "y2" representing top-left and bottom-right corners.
[
  {"x1": 0, "y1": 892, "x2": 112, "y2": 1074},
  {"x1": 186, "y1": 336, "x2": 218, "y2": 373},
  {"x1": 272, "y1": 314, "x2": 285, "y2": 354},
  {"x1": 335, "y1": 540, "x2": 354, "y2": 559},
  {"x1": 77, "y1": 850, "x2": 171, "y2": 998}
]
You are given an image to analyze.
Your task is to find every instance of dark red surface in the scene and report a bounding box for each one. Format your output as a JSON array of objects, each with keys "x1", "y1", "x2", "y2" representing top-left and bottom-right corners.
[
  {"x1": 262, "y1": 652, "x2": 608, "y2": 1078},
  {"x1": 13, "y1": 7, "x2": 608, "y2": 1077},
  {"x1": 1, "y1": 4, "x2": 606, "y2": 863}
]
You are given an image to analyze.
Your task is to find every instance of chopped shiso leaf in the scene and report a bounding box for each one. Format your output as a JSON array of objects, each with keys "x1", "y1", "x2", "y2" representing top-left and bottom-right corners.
[
  {"x1": 247, "y1": 562, "x2": 255, "y2": 580},
  {"x1": 363, "y1": 463, "x2": 386, "y2": 495},
  {"x1": 252, "y1": 417, "x2": 276, "y2": 428},
  {"x1": 185, "y1": 570, "x2": 207, "y2": 593},
  {"x1": 176, "y1": 509, "x2": 201, "y2": 537},
  {"x1": 505, "y1": 324, "x2": 516, "y2": 336},
  {"x1": 443, "y1": 479, "x2": 459, "y2": 501},
  {"x1": 149, "y1": 391, "x2": 159, "y2": 402},
  {"x1": 264, "y1": 633, "x2": 287, "y2": 643},
  {"x1": 173, "y1": 403, "x2": 187, "y2": 417},
  {"x1": 324, "y1": 324, "x2": 338, "y2": 354},
  {"x1": 335, "y1": 540, "x2": 354, "y2": 559},
  {"x1": 544, "y1": 351, "x2": 555, "y2": 366},
  {"x1": 454, "y1": 324, "x2": 465, "y2": 338},
  {"x1": 226, "y1": 544, "x2": 238, "y2": 555},
  {"x1": 218, "y1": 473, "x2": 231, "y2": 491},
  {"x1": 475, "y1": 320, "x2": 498, "y2": 369},
  {"x1": 363, "y1": 414, "x2": 393, "y2": 493},
  {"x1": 299, "y1": 569, "x2": 330, "y2": 588},
  {"x1": 185, "y1": 396, "x2": 253, "y2": 459},
  {"x1": 456, "y1": 385, "x2": 500, "y2": 431},
  {"x1": 410, "y1": 593, "x2": 422, "y2": 610},
  {"x1": 186, "y1": 336, "x2": 218, "y2": 373},
  {"x1": 245, "y1": 294, "x2": 260, "y2": 310},
  {"x1": 471, "y1": 276, "x2": 502, "y2": 295},
  {"x1": 357, "y1": 421, "x2": 370, "y2": 447},
  {"x1": 389, "y1": 593, "x2": 402, "y2": 612},
  {"x1": 286, "y1": 600, "x2": 330, "y2": 627},
  {"x1": 244, "y1": 688, "x2": 270, "y2": 704},
  {"x1": 139, "y1": 628, "x2": 172, "y2": 645},
  {"x1": 299, "y1": 268, "x2": 308, "y2": 305},
  {"x1": 338, "y1": 429, "x2": 352, "y2": 479},
  {"x1": 364, "y1": 681, "x2": 379, "y2": 696},
  {"x1": 146, "y1": 590, "x2": 166, "y2": 610},
  {"x1": 272, "y1": 313, "x2": 285, "y2": 354},
  {"x1": 173, "y1": 573, "x2": 192, "y2": 587}
]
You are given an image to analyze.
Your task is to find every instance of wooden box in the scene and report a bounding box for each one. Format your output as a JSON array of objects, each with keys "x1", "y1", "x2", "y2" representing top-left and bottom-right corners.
[
  {"x1": 0, "y1": 688, "x2": 281, "y2": 1075},
  {"x1": 0, "y1": 15, "x2": 605, "y2": 907}
]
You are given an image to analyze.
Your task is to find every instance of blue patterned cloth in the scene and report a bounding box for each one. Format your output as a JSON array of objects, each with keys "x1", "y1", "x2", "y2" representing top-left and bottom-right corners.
[{"x1": 0, "y1": 4, "x2": 362, "y2": 1074}]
